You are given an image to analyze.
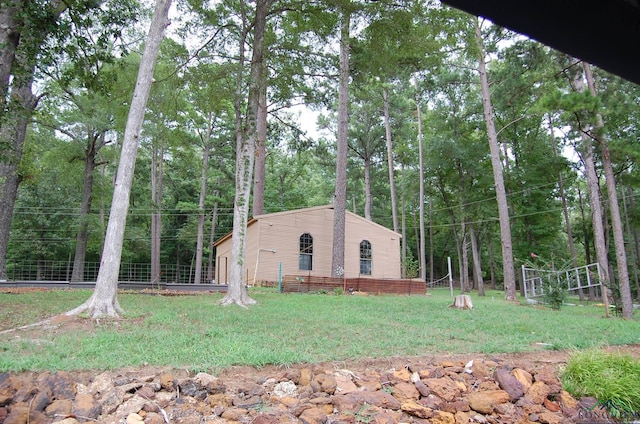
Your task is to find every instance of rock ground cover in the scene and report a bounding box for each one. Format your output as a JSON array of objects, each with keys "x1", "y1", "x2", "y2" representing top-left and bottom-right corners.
[{"x1": 2, "y1": 344, "x2": 639, "y2": 424}]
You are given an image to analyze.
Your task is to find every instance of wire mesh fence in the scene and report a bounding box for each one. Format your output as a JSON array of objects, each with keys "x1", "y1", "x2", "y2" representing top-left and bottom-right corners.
[{"x1": 3, "y1": 260, "x2": 212, "y2": 284}]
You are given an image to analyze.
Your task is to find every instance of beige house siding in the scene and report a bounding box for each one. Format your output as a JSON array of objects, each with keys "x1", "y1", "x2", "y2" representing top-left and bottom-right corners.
[{"x1": 214, "y1": 205, "x2": 401, "y2": 284}]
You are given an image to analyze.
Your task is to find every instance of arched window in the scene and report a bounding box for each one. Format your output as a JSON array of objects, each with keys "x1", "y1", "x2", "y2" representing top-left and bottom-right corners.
[
  {"x1": 299, "y1": 233, "x2": 313, "y2": 271},
  {"x1": 360, "y1": 240, "x2": 372, "y2": 275}
]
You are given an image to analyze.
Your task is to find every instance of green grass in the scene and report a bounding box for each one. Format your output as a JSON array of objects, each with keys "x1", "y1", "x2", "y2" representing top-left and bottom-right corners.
[
  {"x1": 562, "y1": 349, "x2": 640, "y2": 416},
  {"x1": 0, "y1": 288, "x2": 638, "y2": 372}
]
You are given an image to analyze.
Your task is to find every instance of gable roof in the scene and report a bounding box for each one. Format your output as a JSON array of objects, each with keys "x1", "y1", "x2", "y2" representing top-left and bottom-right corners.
[{"x1": 213, "y1": 204, "x2": 400, "y2": 247}]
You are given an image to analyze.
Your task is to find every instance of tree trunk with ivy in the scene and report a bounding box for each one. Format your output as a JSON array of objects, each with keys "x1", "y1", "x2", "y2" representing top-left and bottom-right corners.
[
  {"x1": 252, "y1": 64, "x2": 268, "y2": 217},
  {"x1": 221, "y1": 0, "x2": 272, "y2": 306},
  {"x1": 331, "y1": 6, "x2": 350, "y2": 278}
]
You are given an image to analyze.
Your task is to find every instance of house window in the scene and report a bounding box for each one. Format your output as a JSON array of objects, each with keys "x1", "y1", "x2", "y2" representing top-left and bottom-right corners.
[
  {"x1": 360, "y1": 240, "x2": 372, "y2": 275},
  {"x1": 299, "y1": 233, "x2": 313, "y2": 271}
]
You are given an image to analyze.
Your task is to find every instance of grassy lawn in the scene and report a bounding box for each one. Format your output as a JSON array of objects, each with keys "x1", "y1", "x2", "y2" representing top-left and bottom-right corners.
[{"x1": 0, "y1": 288, "x2": 638, "y2": 372}]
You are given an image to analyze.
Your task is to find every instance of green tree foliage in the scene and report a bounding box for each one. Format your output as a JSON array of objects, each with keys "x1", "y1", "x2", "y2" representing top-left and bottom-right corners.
[{"x1": 3, "y1": 1, "x2": 639, "y2": 308}]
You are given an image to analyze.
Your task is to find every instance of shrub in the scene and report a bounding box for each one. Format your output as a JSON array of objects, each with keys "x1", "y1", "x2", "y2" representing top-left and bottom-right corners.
[{"x1": 543, "y1": 275, "x2": 567, "y2": 310}]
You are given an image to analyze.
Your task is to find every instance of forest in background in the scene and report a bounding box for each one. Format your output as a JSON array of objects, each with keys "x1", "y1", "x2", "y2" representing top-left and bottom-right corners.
[{"x1": 1, "y1": 0, "x2": 639, "y2": 315}]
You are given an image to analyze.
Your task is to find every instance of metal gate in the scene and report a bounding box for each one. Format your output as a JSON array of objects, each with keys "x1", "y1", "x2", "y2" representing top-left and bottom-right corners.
[{"x1": 522, "y1": 262, "x2": 603, "y2": 299}]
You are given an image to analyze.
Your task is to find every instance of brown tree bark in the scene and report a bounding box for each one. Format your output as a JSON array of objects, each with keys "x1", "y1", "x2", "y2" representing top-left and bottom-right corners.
[
  {"x1": 252, "y1": 64, "x2": 268, "y2": 217},
  {"x1": 548, "y1": 115, "x2": 582, "y2": 300},
  {"x1": 622, "y1": 189, "x2": 640, "y2": 302},
  {"x1": 0, "y1": 81, "x2": 37, "y2": 280},
  {"x1": 363, "y1": 155, "x2": 372, "y2": 221},
  {"x1": 207, "y1": 186, "x2": 220, "y2": 282},
  {"x1": 569, "y1": 59, "x2": 610, "y2": 316},
  {"x1": 401, "y1": 165, "x2": 407, "y2": 277},
  {"x1": 71, "y1": 131, "x2": 107, "y2": 282},
  {"x1": 626, "y1": 187, "x2": 640, "y2": 301},
  {"x1": 382, "y1": 87, "x2": 399, "y2": 233},
  {"x1": 583, "y1": 62, "x2": 633, "y2": 318},
  {"x1": 470, "y1": 224, "x2": 484, "y2": 296},
  {"x1": 414, "y1": 75, "x2": 427, "y2": 283},
  {"x1": 150, "y1": 144, "x2": 163, "y2": 286},
  {"x1": 475, "y1": 19, "x2": 517, "y2": 300},
  {"x1": 0, "y1": 2, "x2": 20, "y2": 112},
  {"x1": 194, "y1": 140, "x2": 211, "y2": 284},
  {"x1": 331, "y1": 6, "x2": 350, "y2": 278},
  {"x1": 460, "y1": 223, "x2": 469, "y2": 292}
]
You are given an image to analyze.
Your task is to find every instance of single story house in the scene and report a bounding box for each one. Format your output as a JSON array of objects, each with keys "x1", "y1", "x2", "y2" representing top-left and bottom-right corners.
[{"x1": 213, "y1": 204, "x2": 402, "y2": 284}]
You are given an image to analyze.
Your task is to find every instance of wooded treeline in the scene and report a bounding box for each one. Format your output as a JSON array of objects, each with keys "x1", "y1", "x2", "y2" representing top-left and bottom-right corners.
[{"x1": 1, "y1": 0, "x2": 639, "y2": 316}]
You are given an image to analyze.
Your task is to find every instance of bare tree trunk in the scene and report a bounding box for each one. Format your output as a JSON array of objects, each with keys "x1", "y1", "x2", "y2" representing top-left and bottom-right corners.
[
  {"x1": 414, "y1": 75, "x2": 426, "y2": 282},
  {"x1": 71, "y1": 134, "x2": 100, "y2": 282},
  {"x1": 0, "y1": 1, "x2": 67, "y2": 279},
  {"x1": 582, "y1": 142, "x2": 609, "y2": 313},
  {"x1": 0, "y1": 80, "x2": 37, "y2": 280},
  {"x1": 207, "y1": 187, "x2": 219, "y2": 282},
  {"x1": 382, "y1": 87, "x2": 399, "y2": 233},
  {"x1": 252, "y1": 66, "x2": 267, "y2": 217},
  {"x1": 363, "y1": 155, "x2": 372, "y2": 220},
  {"x1": 470, "y1": 224, "x2": 484, "y2": 296},
  {"x1": 413, "y1": 211, "x2": 420, "y2": 267},
  {"x1": 0, "y1": 3, "x2": 20, "y2": 112},
  {"x1": 429, "y1": 197, "x2": 434, "y2": 283},
  {"x1": 583, "y1": 62, "x2": 632, "y2": 318},
  {"x1": 626, "y1": 187, "x2": 640, "y2": 301},
  {"x1": 549, "y1": 116, "x2": 578, "y2": 266},
  {"x1": 222, "y1": 0, "x2": 272, "y2": 306},
  {"x1": 437, "y1": 176, "x2": 465, "y2": 290},
  {"x1": 577, "y1": 187, "x2": 593, "y2": 265},
  {"x1": 488, "y1": 233, "x2": 496, "y2": 289},
  {"x1": 460, "y1": 223, "x2": 469, "y2": 292},
  {"x1": 568, "y1": 60, "x2": 610, "y2": 316},
  {"x1": 194, "y1": 142, "x2": 211, "y2": 284},
  {"x1": 621, "y1": 189, "x2": 640, "y2": 302},
  {"x1": 98, "y1": 158, "x2": 107, "y2": 251},
  {"x1": 457, "y1": 162, "x2": 470, "y2": 292},
  {"x1": 401, "y1": 165, "x2": 407, "y2": 278},
  {"x1": 475, "y1": 19, "x2": 517, "y2": 300},
  {"x1": 331, "y1": 7, "x2": 350, "y2": 278},
  {"x1": 66, "y1": 0, "x2": 172, "y2": 318},
  {"x1": 577, "y1": 186, "x2": 596, "y2": 300},
  {"x1": 548, "y1": 115, "x2": 582, "y2": 300},
  {"x1": 150, "y1": 144, "x2": 163, "y2": 285}
]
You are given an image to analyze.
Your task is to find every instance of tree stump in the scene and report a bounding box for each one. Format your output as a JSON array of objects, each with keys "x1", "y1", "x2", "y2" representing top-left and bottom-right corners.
[{"x1": 450, "y1": 294, "x2": 473, "y2": 309}]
